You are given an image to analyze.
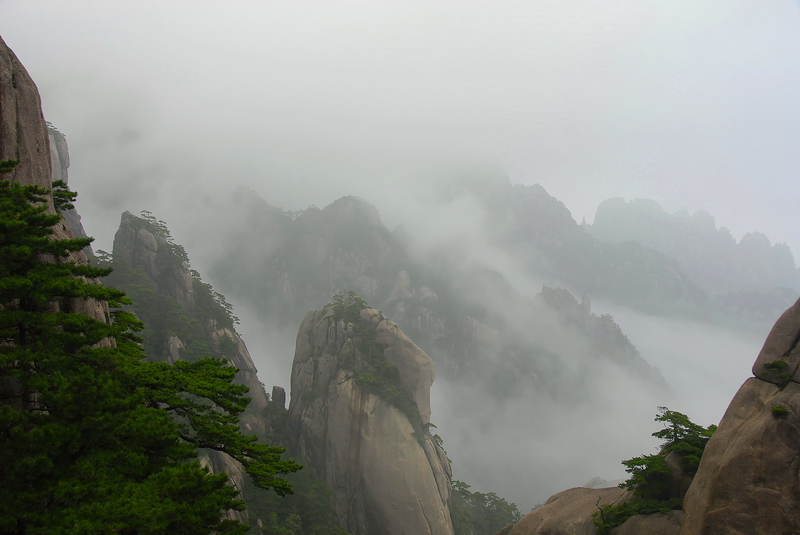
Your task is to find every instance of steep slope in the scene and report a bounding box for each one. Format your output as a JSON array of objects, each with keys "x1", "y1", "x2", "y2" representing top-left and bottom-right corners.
[
  {"x1": 106, "y1": 210, "x2": 272, "y2": 525},
  {"x1": 287, "y1": 295, "x2": 454, "y2": 535},
  {"x1": 47, "y1": 123, "x2": 91, "y2": 247},
  {"x1": 0, "y1": 36, "x2": 52, "y2": 192}
]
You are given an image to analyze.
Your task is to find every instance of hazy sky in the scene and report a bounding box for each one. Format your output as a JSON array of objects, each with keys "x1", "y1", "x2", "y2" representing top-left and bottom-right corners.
[{"x1": 1, "y1": 0, "x2": 799, "y2": 256}]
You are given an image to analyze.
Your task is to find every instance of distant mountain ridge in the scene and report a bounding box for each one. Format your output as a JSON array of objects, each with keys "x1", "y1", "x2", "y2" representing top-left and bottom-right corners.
[
  {"x1": 586, "y1": 197, "x2": 799, "y2": 327},
  {"x1": 588, "y1": 197, "x2": 799, "y2": 296},
  {"x1": 201, "y1": 190, "x2": 665, "y2": 392}
]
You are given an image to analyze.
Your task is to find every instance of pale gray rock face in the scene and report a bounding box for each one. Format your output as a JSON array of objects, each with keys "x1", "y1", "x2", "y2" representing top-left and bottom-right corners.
[
  {"x1": 681, "y1": 296, "x2": 800, "y2": 535},
  {"x1": 288, "y1": 300, "x2": 453, "y2": 535},
  {"x1": 47, "y1": 127, "x2": 91, "y2": 246}
]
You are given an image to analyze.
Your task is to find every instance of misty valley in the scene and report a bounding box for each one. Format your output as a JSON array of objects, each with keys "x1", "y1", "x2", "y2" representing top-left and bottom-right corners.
[{"x1": 3, "y1": 15, "x2": 800, "y2": 535}]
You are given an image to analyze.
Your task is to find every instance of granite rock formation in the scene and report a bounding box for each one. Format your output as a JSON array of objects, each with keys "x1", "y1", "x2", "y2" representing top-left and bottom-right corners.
[
  {"x1": 681, "y1": 296, "x2": 800, "y2": 534},
  {"x1": 287, "y1": 296, "x2": 453, "y2": 535},
  {"x1": 0, "y1": 36, "x2": 110, "y2": 409},
  {"x1": 110, "y1": 210, "x2": 272, "y2": 525},
  {"x1": 47, "y1": 124, "x2": 91, "y2": 246},
  {"x1": 506, "y1": 487, "x2": 627, "y2": 535},
  {"x1": 0, "y1": 36, "x2": 52, "y2": 192},
  {"x1": 111, "y1": 210, "x2": 269, "y2": 422}
]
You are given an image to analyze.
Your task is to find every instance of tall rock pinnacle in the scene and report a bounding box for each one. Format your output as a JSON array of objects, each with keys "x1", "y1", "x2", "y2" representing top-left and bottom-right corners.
[{"x1": 287, "y1": 294, "x2": 454, "y2": 535}]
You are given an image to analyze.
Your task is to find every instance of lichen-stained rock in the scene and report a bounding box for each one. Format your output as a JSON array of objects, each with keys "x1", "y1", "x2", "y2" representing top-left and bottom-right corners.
[
  {"x1": 288, "y1": 297, "x2": 453, "y2": 535},
  {"x1": 682, "y1": 296, "x2": 800, "y2": 535}
]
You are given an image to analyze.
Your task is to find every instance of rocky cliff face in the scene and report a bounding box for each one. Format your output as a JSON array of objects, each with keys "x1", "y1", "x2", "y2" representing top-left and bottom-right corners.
[
  {"x1": 47, "y1": 124, "x2": 91, "y2": 246},
  {"x1": 287, "y1": 296, "x2": 453, "y2": 535},
  {"x1": 681, "y1": 296, "x2": 800, "y2": 534},
  {"x1": 111, "y1": 210, "x2": 269, "y2": 422},
  {"x1": 0, "y1": 37, "x2": 107, "y2": 325},
  {"x1": 109, "y1": 211, "x2": 273, "y2": 524},
  {"x1": 0, "y1": 36, "x2": 52, "y2": 192}
]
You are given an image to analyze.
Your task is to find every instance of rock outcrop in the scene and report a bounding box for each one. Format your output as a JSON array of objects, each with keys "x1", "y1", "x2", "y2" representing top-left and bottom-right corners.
[
  {"x1": 0, "y1": 36, "x2": 109, "y2": 334},
  {"x1": 110, "y1": 211, "x2": 272, "y2": 525},
  {"x1": 287, "y1": 296, "x2": 453, "y2": 535},
  {"x1": 0, "y1": 36, "x2": 52, "y2": 192},
  {"x1": 47, "y1": 124, "x2": 91, "y2": 246},
  {"x1": 681, "y1": 296, "x2": 800, "y2": 534},
  {"x1": 506, "y1": 487, "x2": 627, "y2": 535},
  {"x1": 111, "y1": 210, "x2": 269, "y2": 422}
]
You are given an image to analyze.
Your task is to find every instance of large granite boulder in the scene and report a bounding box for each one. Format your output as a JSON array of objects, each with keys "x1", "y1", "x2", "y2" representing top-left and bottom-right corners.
[
  {"x1": 287, "y1": 297, "x2": 453, "y2": 535},
  {"x1": 506, "y1": 487, "x2": 627, "y2": 535},
  {"x1": 681, "y1": 296, "x2": 800, "y2": 534}
]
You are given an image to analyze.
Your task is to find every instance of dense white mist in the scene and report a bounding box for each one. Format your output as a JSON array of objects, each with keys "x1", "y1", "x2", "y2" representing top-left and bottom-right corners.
[
  {"x1": 2, "y1": 1, "x2": 799, "y2": 255},
  {"x1": 592, "y1": 301, "x2": 771, "y2": 427},
  {"x1": 431, "y1": 373, "x2": 669, "y2": 511}
]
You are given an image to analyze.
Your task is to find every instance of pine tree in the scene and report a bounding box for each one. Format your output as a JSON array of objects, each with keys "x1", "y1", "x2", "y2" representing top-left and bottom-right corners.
[{"x1": 0, "y1": 160, "x2": 300, "y2": 534}]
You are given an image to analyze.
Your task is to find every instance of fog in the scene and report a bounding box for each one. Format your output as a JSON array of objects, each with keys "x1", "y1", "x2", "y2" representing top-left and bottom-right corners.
[
  {"x1": 3, "y1": 0, "x2": 800, "y2": 254},
  {"x1": 2, "y1": 0, "x2": 799, "y2": 512}
]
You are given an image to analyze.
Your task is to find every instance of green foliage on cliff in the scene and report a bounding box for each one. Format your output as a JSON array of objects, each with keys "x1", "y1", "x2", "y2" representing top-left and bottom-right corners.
[
  {"x1": 593, "y1": 407, "x2": 716, "y2": 534},
  {"x1": 450, "y1": 480, "x2": 522, "y2": 535},
  {"x1": 0, "y1": 164, "x2": 300, "y2": 533},
  {"x1": 233, "y1": 398, "x2": 351, "y2": 534},
  {"x1": 100, "y1": 212, "x2": 240, "y2": 362},
  {"x1": 104, "y1": 259, "x2": 215, "y2": 362},
  {"x1": 330, "y1": 292, "x2": 426, "y2": 441}
]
